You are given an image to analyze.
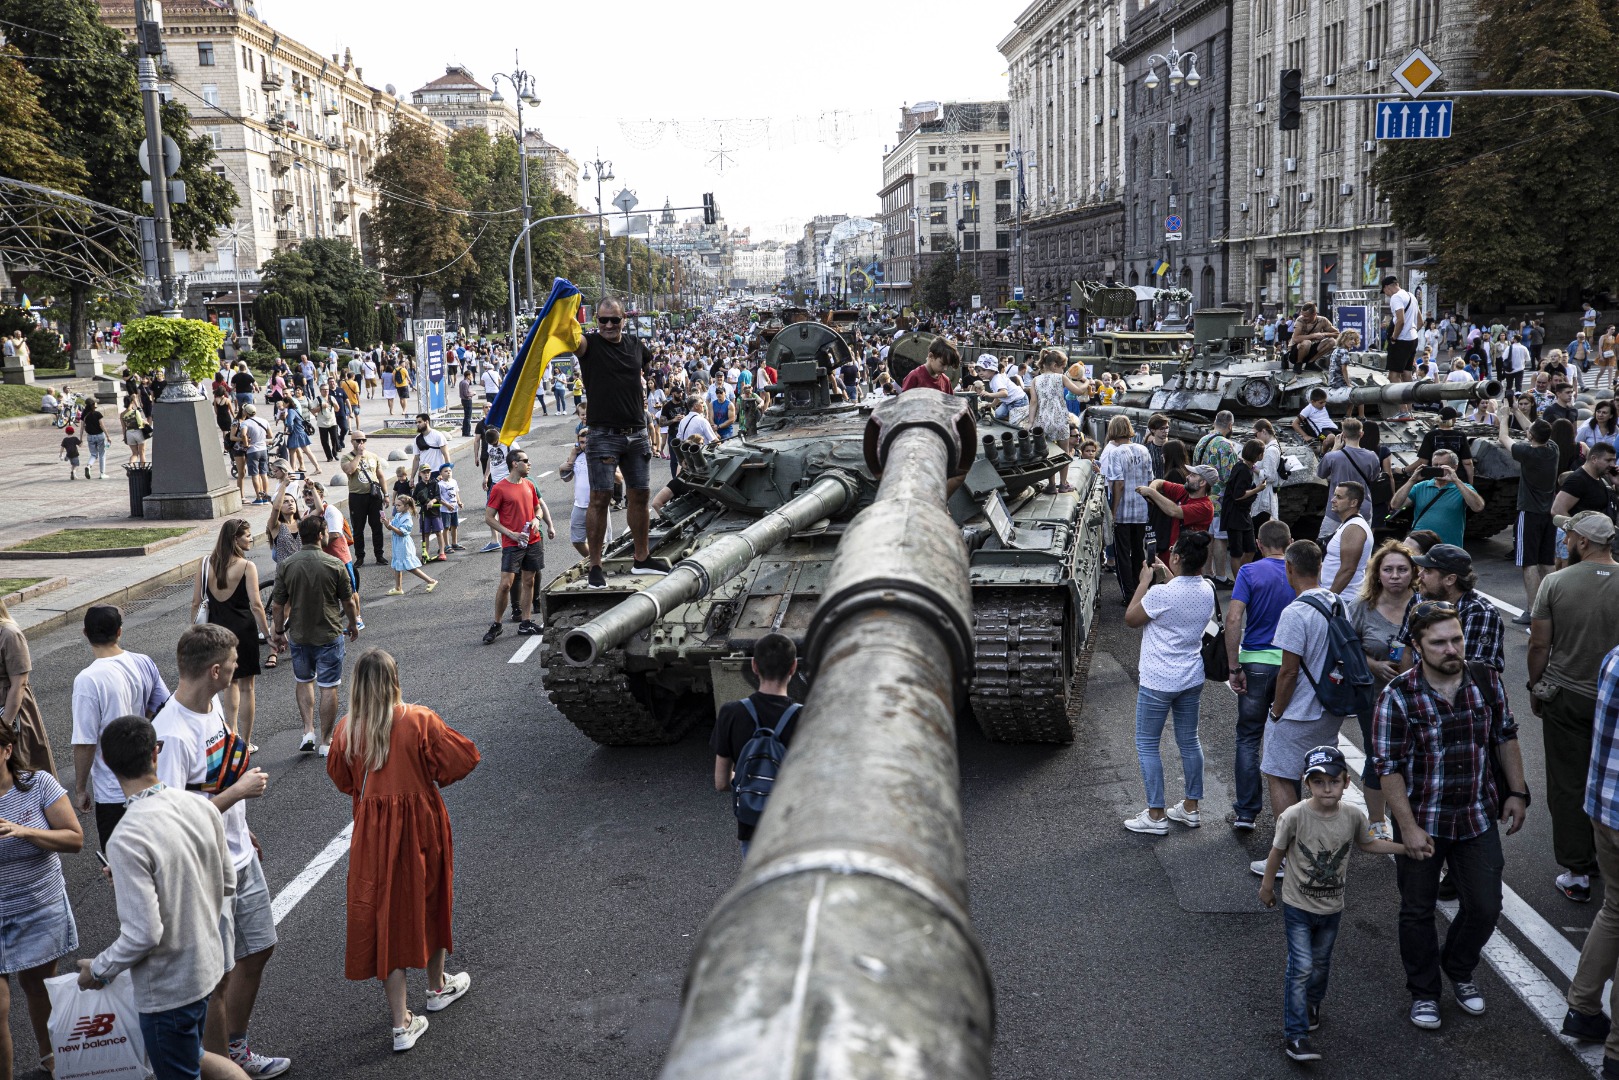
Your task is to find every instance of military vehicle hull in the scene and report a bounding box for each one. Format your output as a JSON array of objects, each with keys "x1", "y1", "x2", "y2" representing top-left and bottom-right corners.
[{"x1": 542, "y1": 327, "x2": 1107, "y2": 746}]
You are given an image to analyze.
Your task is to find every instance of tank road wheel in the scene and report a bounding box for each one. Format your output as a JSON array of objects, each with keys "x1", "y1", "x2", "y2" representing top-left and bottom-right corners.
[
  {"x1": 968, "y1": 590, "x2": 1076, "y2": 743},
  {"x1": 541, "y1": 616, "x2": 697, "y2": 746}
]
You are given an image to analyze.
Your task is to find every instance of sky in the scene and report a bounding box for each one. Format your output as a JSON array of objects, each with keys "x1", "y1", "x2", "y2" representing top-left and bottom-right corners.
[{"x1": 260, "y1": 0, "x2": 1013, "y2": 241}]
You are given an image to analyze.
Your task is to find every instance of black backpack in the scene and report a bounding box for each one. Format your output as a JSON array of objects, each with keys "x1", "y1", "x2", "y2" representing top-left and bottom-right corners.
[
  {"x1": 731, "y1": 698, "x2": 802, "y2": 828},
  {"x1": 1297, "y1": 594, "x2": 1377, "y2": 716}
]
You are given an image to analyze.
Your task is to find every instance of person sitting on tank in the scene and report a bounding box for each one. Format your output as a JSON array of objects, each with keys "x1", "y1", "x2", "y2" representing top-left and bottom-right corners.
[
  {"x1": 899, "y1": 336, "x2": 960, "y2": 395},
  {"x1": 1286, "y1": 303, "x2": 1339, "y2": 373},
  {"x1": 979, "y1": 355, "x2": 1030, "y2": 421},
  {"x1": 1292, "y1": 386, "x2": 1340, "y2": 444}
]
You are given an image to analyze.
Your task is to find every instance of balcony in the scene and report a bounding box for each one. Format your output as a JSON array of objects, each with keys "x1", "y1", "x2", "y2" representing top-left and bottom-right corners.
[
  {"x1": 323, "y1": 102, "x2": 340, "y2": 116},
  {"x1": 328, "y1": 165, "x2": 346, "y2": 189},
  {"x1": 324, "y1": 134, "x2": 344, "y2": 151},
  {"x1": 275, "y1": 228, "x2": 297, "y2": 243},
  {"x1": 266, "y1": 112, "x2": 286, "y2": 132},
  {"x1": 268, "y1": 150, "x2": 290, "y2": 175},
  {"x1": 332, "y1": 202, "x2": 349, "y2": 223},
  {"x1": 261, "y1": 71, "x2": 283, "y2": 91},
  {"x1": 271, "y1": 189, "x2": 294, "y2": 214}
]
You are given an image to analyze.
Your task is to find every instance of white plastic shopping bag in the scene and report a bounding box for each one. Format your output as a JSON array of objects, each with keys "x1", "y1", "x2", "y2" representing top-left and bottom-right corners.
[{"x1": 46, "y1": 972, "x2": 151, "y2": 1080}]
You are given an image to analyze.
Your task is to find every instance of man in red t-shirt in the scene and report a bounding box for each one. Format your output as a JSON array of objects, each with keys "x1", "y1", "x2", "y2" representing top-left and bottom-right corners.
[
  {"x1": 898, "y1": 335, "x2": 961, "y2": 394},
  {"x1": 1138, "y1": 465, "x2": 1217, "y2": 546},
  {"x1": 480, "y1": 449, "x2": 554, "y2": 644}
]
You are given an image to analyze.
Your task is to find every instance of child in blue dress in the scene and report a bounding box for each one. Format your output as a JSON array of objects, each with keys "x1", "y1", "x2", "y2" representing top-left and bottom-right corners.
[{"x1": 386, "y1": 493, "x2": 438, "y2": 595}]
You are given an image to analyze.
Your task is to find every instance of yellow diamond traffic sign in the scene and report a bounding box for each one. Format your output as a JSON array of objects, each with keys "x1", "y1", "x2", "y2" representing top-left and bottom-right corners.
[{"x1": 1392, "y1": 48, "x2": 1442, "y2": 97}]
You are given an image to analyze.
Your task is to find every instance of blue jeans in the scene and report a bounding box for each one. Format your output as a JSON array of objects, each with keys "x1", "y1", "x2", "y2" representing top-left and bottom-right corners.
[
  {"x1": 290, "y1": 637, "x2": 345, "y2": 687},
  {"x1": 87, "y1": 433, "x2": 107, "y2": 474},
  {"x1": 1233, "y1": 662, "x2": 1280, "y2": 821},
  {"x1": 140, "y1": 996, "x2": 209, "y2": 1079},
  {"x1": 1134, "y1": 684, "x2": 1205, "y2": 809},
  {"x1": 1282, "y1": 902, "x2": 1341, "y2": 1039}
]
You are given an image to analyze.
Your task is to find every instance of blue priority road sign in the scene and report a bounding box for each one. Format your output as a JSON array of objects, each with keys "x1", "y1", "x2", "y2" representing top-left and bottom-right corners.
[{"x1": 1377, "y1": 99, "x2": 1453, "y2": 140}]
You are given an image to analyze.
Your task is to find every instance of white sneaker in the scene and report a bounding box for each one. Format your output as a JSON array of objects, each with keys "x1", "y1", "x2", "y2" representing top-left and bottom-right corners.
[
  {"x1": 298, "y1": 733, "x2": 316, "y2": 753},
  {"x1": 425, "y1": 971, "x2": 471, "y2": 1012},
  {"x1": 1251, "y1": 857, "x2": 1286, "y2": 878},
  {"x1": 319, "y1": 744, "x2": 330, "y2": 758},
  {"x1": 1165, "y1": 801, "x2": 1201, "y2": 828},
  {"x1": 1123, "y1": 809, "x2": 1169, "y2": 835},
  {"x1": 392, "y1": 1012, "x2": 428, "y2": 1051}
]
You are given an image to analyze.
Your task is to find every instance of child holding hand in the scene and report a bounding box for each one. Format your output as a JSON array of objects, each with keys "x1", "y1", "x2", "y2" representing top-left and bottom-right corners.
[{"x1": 386, "y1": 493, "x2": 438, "y2": 595}]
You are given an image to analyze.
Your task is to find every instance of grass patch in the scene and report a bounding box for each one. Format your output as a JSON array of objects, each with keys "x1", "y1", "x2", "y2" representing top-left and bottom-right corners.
[
  {"x1": 6, "y1": 527, "x2": 190, "y2": 553},
  {"x1": 32, "y1": 368, "x2": 73, "y2": 379},
  {"x1": 0, "y1": 384, "x2": 48, "y2": 420},
  {"x1": 0, "y1": 577, "x2": 46, "y2": 597}
]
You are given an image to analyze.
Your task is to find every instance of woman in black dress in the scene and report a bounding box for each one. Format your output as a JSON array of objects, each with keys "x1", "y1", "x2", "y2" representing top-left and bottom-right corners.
[{"x1": 192, "y1": 519, "x2": 269, "y2": 751}]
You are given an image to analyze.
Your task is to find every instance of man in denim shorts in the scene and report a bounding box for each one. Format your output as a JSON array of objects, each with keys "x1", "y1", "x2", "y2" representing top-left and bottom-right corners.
[
  {"x1": 269, "y1": 516, "x2": 358, "y2": 755},
  {"x1": 575, "y1": 297, "x2": 662, "y2": 589}
]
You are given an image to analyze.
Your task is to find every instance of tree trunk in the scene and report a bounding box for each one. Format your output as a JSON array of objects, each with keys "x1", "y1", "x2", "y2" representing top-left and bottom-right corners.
[
  {"x1": 410, "y1": 286, "x2": 422, "y2": 318},
  {"x1": 70, "y1": 284, "x2": 89, "y2": 357}
]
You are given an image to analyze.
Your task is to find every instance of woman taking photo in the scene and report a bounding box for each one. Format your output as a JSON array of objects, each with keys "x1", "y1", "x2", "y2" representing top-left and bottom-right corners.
[
  {"x1": 1346, "y1": 539, "x2": 1418, "y2": 839},
  {"x1": 327, "y1": 649, "x2": 479, "y2": 1052},
  {"x1": 1121, "y1": 531, "x2": 1215, "y2": 836},
  {"x1": 192, "y1": 519, "x2": 269, "y2": 749},
  {"x1": 0, "y1": 723, "x2": 82, "y2": 1079}
]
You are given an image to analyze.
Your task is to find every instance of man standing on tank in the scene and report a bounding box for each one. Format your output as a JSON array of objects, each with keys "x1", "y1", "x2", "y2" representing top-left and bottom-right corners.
[{"x1": 578, "y1": 297, "x2": 664, "y2": 589}]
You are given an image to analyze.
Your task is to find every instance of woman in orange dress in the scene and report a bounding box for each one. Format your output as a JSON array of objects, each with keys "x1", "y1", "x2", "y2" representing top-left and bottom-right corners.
[{"x1": 327, "y1": 648, "x2": 480, "y2": 1052}]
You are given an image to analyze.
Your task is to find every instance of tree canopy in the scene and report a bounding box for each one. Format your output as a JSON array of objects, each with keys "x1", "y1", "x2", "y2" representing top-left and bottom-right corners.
[
  {"x1": 370, "y1": 121, "x2": 469, "y2": 316},
  {"x1": 1371, "y1": 0, "x2": 1619, "y2": 309}
]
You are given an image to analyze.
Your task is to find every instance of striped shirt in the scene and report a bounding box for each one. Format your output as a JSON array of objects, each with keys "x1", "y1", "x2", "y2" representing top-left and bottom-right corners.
[
  {"x1": 1586, "y1": 645, "x2": 1619, "y2": 829},
  {"x1": 1098, "y1": 441, "x2": 1155, "y2": 524}
]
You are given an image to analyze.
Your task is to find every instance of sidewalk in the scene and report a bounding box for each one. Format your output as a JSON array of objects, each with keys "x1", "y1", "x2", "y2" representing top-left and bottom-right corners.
[{"x1": 0, "y1": 396, "x2": 481, "y2": 637}]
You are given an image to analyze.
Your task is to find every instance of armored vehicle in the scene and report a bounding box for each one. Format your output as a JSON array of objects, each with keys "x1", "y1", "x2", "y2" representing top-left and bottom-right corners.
[
  {"x1": 1080, "y1": 333, "x2": 1508, "y2": 540},
  {"x1": 541, "y1": 321, "x2": 1108, "y2": 747}
]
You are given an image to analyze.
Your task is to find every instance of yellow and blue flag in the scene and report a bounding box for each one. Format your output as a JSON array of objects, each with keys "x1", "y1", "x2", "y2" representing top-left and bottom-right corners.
[
  {"x1": 487, "y1": 277, "x2": 583, "y2": 446},
  {"x1": 1153, "y1": 259, "x2": 1171, "y2": 279}
]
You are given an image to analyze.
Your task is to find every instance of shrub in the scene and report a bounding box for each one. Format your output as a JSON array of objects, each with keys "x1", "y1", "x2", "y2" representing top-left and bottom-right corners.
[{"x1": 120, "y1": 317, "x2": 227, "y2": 383}]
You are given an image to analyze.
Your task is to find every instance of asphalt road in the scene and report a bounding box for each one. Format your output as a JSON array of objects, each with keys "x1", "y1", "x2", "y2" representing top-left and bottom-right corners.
[{"x1": 5, "y1": 412, "x2": 1598, "y2": 1079}]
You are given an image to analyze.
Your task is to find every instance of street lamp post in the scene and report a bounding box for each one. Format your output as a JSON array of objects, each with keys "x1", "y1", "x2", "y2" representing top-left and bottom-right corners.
[
  {"x1": 1142, "y1": 30, "x2": 1201, "y2": 324},
  {"x1": 489, "y1": 57, "x2": 541, "y2": 318},
  {"x1": 581, "y1": 155, "x2": 614, "y2": 302}
]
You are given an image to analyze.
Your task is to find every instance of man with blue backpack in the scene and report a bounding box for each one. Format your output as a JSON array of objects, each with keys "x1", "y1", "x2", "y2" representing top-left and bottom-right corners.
[
  {"x1": 709, "y1": 633, "x2": 800, "y2": 856},
  {"x1": 1252, "y1": 539, "x2": 1377, "y2": 877}
]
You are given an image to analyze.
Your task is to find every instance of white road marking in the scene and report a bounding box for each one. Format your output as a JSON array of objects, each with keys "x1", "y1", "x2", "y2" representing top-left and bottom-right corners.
[
  {"x1": 509, "y1": 635, "x2": 544, "y2": 664},
  {"x1": 1474, "y1": 588, "x2": 1525, "y2": 618},
  {"x1": 270, "y1": 822, "x2": 353, "y2": 925},
  {"x1": 536, "y1": 470, "x2": 554, "y2": 479},
  {"x1": 1337, "y1": 732, "x2": 1609, "y2": 1074}
]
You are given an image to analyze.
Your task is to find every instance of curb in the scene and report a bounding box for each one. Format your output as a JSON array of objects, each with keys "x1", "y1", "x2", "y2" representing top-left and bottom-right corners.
[
  {"x1": 0, "y1": 576, "x2": 68, "y2": 606},
  {"x1": 0, "y1": 531, "x2": 198, "y2": 561},
  {"x1": 0, "y1": 414, "x2": 55, "y2": 432},
  {"x1": 16, "y1": 555, "x2": 207, "y2": 638}
]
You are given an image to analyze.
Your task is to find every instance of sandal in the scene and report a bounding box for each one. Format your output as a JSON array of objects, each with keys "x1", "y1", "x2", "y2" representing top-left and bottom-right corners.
[
  {"x1": 1058, "y1": 483, "x2": 1076, "y2": 493},
  {"x1": 265, "y1": 652, "x2": 278, "y2": 669}
]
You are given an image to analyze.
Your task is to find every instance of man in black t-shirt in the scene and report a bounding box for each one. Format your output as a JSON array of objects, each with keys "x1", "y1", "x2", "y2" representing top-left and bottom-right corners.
[
  {"x1": 576, "y1": 298, "x2": 659, "y2": 588},
  {"x1": 1414, "y1": 408, "x2": 1474, "y2": 483},
  {"x1": 1552, "y1": 443, "x2": 1618, "y2": 557},
  {"x1": 709, "y1": 633, "x2": 799, "y2": 855}
]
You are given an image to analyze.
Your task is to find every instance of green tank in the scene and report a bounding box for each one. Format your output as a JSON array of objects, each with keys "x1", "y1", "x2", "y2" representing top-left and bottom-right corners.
[{"x1": 541, "y1": 321, "x2": 1108, "y2": 746}]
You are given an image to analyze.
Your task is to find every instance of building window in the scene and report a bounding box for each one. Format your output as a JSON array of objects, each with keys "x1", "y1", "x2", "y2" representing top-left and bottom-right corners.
[
  {"x1": 204, "y1": 126, "x2": 222, "y2": 149},
  {"x1": 930, "y1": 182, "x2": 946, "y2": 201},
  {"x1": 201, "y1": 84, "x2": 219, "y2": 108},
  {"x1": 997, "y1": 231, "x2": 1010, "y2": 249},
  {"x1": 996, "y1": 257, "x2": 1010, "y2": 276},
  {"x1": 198, "y1": 42, "x2": 215, "y2": 66},
  {"x1": 996, "y1": 178, "x2": 1011, "y2": 199}
]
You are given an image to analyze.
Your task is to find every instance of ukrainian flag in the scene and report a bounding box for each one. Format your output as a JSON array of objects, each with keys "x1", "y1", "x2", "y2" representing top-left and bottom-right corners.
[
  {"x1": 1153, "y1": 259, "x2": 1171, "y2": 278},
  {"x1": 488, "y1": 277, "x2": 583, "y2": 445}
]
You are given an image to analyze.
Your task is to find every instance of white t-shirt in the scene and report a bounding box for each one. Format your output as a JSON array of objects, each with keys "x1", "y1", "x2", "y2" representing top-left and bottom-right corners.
[
  {"x1": 485, "y1": 439, "x2": 519, "y2": 485},
  {"x1": 1320, "y1": 516, "x2": 1372, "y2": 598},
  {"x1": 152, "y1": 696, "x2": 254, "y2": 872},
  {"x1": 1273, "y1": 587, "x2": 1341, "y2": 720},
  {"x1": 1298, "y1": 403, "x2": 1337, "y2": 434},
  {"x1": 240, "y1": 416, "x2": 270, "y2": 452},
  {"x1": 1388, "y1": 290, "x2": 1420, "y2": 341},
  {"x1": 71, "y1": 651, "x2": 171, "y2": 804},
  {"x1": 677, "y1": 412, "x2": 717, "y2": 443},
  {"x1": 1445, "y1": 369, "x2": 1473, "y2": 383},
  {"x1": 481, "y1": 369, "x2": 502, "y2": 396},
  {"x1": 573, "y1": 461, "x2": 591, "y2": 509},
  {"x1": 415, "y1": 429, "x2": 449, "y2": 472},
  {"x1": 1507, "y1": 342, "x2": 1530, "y2": 372},
  {"x1": 990, "y1": 372, "x2": 1028, "y2": 405},
  {"x1": 437, "y1": 477, "x2": 461, "y2": 514},
  {"x1": 1139, "y1": 575, "x2": 1216, "y2": 692}
]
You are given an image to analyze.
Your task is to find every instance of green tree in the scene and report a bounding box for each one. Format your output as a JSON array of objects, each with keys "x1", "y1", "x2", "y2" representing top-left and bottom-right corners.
[
  {"x1": 0, "y1": 46, "x2": 85, "y2": 191},
  {"x1": 922, "y1": 244, "x2": 958, "y2": 312},
  {"x1": 253, "y1": 292, "x2": 292, "y2": 340},
  {"x1": 259, "y1": 238, "x2": 377, "y2": 344},
  {"x1": 1371, "y1": 0, "x2": 1619, "y2": 308},
  {"x1": 0, "y1": 0, "x2": 234, "y2": 346},
  {"x1": 343, "y1": 289, "x2": 377, "y2": 346},
  {"x1": 377, "y1": 302, "x2": 398, "y2": 346},
  {"x1": 370, "y1": 121, "x2": 469, "y2": 316},
  {"x1": 952, "y1": 267, "x2": 982, "y2": 308},
  {"x1": 444, "y1": 129, "x2": 524, "y2": 326}
]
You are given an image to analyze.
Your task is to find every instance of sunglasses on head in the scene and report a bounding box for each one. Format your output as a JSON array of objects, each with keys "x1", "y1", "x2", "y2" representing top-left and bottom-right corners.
[
  {"x1": 1411, "y1": 600, "x2": 1458, "y2": 619},
  {"x1": 597, "y1": 316, "x2": 622, "y2": 326}
]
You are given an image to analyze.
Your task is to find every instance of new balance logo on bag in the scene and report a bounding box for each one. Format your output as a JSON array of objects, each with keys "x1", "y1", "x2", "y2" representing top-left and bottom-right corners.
[
  {"x1": 731, "y1": 699, "x2": 802, "y2": 828},
  {"x1": 70, "y1": 1014, "x2": 116, "y2": 1039}
]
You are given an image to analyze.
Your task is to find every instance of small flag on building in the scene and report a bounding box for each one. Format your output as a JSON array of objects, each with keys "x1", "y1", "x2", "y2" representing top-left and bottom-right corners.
[{"x1": 1153, "y1": 260, "x2": 1170, "y2": 279}]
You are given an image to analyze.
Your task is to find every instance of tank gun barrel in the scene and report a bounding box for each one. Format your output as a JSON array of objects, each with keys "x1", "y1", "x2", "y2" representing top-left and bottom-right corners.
[
  {"x1": 561, "y1": 470, "x2": 862, "y2": 666},
  {"x1": 1347, "y1": 378, "x2": 1501, "y2": 406},
  {"x1": 660, "y1": 391, "x2": 992, "y2": 1080}
]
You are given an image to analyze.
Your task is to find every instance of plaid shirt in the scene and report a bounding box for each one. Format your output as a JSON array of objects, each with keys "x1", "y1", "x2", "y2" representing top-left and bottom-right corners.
[
  {"x1": 1372, "y1": 663, "x2": 1518, "y2": 841},
  {"x1": 1396, "y1": 589, "x2": 1504, "y2": 672},
  {"x1": 1586, "y1": 645, "x2": 1619, "y2": 829},
  {"x1": 1099, "y1": 441, "x2": 1155, "y2": 523}
]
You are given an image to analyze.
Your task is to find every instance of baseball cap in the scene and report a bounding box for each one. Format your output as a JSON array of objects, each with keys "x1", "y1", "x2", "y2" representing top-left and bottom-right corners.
[
  {"x1": 1188, "y1": 464, "x2": 1219, "y2": 487},
  {"x1": 1303, "y1": 745, "x2": 1347, "y2": 778},
  {"x1": 1553, "y1": 510, "x2": 1616, "y2": 544},
  {"x1": 1411, "y1": 542, "x2": 1472, "y2": 575}
]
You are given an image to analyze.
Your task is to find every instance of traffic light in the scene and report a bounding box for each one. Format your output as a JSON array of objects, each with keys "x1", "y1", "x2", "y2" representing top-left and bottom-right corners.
[
  {"x1": 702, "y1": 193, "x2": 716, "y2": 225},
  {"x1": 1278, "y1": 68, "x2": 1302, "y2": 130}
]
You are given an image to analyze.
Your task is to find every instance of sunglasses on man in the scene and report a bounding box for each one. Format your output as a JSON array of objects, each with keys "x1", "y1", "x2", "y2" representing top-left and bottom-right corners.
[{"x1": 597, "y1": 316, "x2": 622, "y2": 326}]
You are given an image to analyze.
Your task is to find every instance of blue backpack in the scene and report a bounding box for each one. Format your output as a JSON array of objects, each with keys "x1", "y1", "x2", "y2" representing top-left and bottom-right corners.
[
  {"x1": 731, "y1": 699, "x2": 802, "y2": 828},
  {"x1": 1297, "y1": 594, "x2": 1377, "y2": 717}
]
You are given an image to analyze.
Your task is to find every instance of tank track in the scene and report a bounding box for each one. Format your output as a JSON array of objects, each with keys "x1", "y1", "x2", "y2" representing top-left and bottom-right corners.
[
  {"x1": 969, "y1": 589, "x2": 1077, "y2": 744},
  {"x1": 541, "y1": 615, "x2": 699, "y2": 746},
  {"x1": 1463, "y1": 496, "x2": 1517, "y2": 542}
]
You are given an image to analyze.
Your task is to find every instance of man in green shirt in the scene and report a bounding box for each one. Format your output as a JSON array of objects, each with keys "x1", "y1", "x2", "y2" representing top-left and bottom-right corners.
[
  {"x1": 269, "y1": 516, "x2": 358, "y2": 755},
  {"x1": 1387, "y1": 451, "x2": 1484, "y2": 548}
]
